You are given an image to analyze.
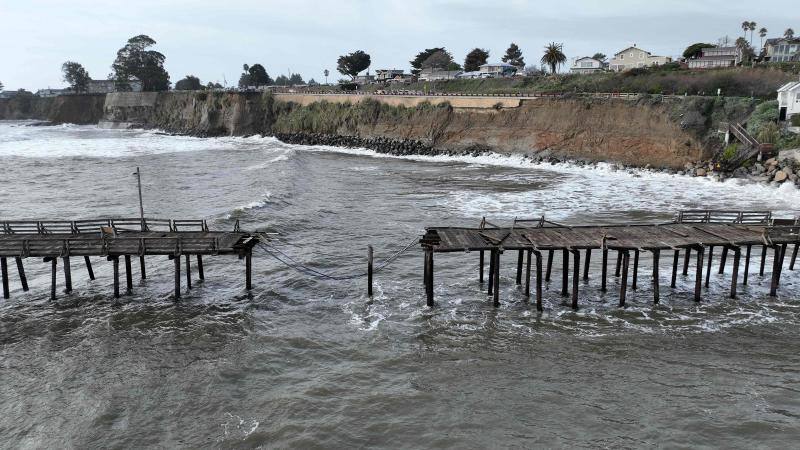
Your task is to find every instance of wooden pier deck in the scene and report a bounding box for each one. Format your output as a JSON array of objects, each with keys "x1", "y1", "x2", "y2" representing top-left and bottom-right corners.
[
  {"x1": 420, "y1": 211, "x2": 800, "y2": 309},
  {"x1": 0, "y1": 218, "x2": 259, "y2": 300}
]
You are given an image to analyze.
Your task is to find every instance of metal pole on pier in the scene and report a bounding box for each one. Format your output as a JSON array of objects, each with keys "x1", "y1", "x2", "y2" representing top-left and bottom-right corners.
[{"x1": 134, "y1": 167, "x2": 145, "y2": 227}]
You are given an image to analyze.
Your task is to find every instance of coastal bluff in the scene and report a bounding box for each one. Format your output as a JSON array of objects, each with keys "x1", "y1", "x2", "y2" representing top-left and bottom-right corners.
[{"x1": 4, "y1": 91, "x2": 757, "y2": 168}]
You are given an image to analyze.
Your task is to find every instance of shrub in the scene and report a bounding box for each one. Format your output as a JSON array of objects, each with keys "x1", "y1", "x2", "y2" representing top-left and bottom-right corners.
[
  {"x1": 756, "y1": 122, "x2": 780, "y2": 144},
  {"x1": 721, "y1": 143, "x2": 738, "y2": 161},
  {"x1": 791, "y1": 115, "x2": 800, "y2": 127},
  {"x1": 747, "y1": 100, "x2": 779, "y2": 135}
]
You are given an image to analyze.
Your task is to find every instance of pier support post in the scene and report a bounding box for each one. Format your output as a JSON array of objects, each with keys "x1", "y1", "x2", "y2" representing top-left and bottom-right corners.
[
  {"x1": 705, "y1": 246, "x2": 713, "y2": 288},
  {"x1": 583, "y1": 249, "x2": 591, "y2": 282},
  {"x1": 1, "y1": 257, "x2": 8, "y2": 300},
  {"x1": 545, "y1": 249, "x2": 554, "y2": 282},
  {"x1": 516, "y1": 250, "x2": 523, "y2": 285},
  {"x1": 197, "y1": 255, "x2": 204, "y2": 281},
  {"x1": 632, "y1": 249, "x2": 639, "y2": 290},
  {"x1": 561, "y1": 249, "x2": 569, "y2": 297},
  {"x1": 524, "y1": 249, "x2": 532, "y2": 298},
  {"x1": 683, "y1": 247, "x2": 691, "y2": 276},
  {"x1": 15, "y1": 257, "x2": 28, "y2": 292},
  {"x1": 112, "y1": 256, "x2": 120, "y2": 299},
  {"x1": 601, "y1": 248, "x2": 608, "y2": 292},
  {"x1": 185, "y1": 255, "x2": 192, "y2": 290},
  {"x1": 125, "y1": 255, "x2": 133, "y2": 294},
  {"x1": 425, "y1": 247, "x2": 434, "y2": 307},
  {"x1": 790, "y1": 244, "x2": 798, "y2": 271},
  {"x1": 246, "y1": 250, "x2": 253, "y2": 291},
  {"x1": 479, "y1": 250, "x2": 484, "y2": 283},
  {"x1": 534, "y1": 250, "x2": 543, "y2": 312},
  {"x1": 50, "y1": 258, "x2": 57, "y2": 301},
  {"x1": 743, "y1": 245, "x2": 751, "y2": 285},
  {"x1": 671, "y1": 249, "x2": 679, "y2": 288},
  {"x1": 719, "y1": 246, "x2": 728, "y2": 274},
  {"x1": 770, "y1": 245, "x2": 782, "y2": 297},
  {"x1": 84, "y1": 256, "x2": 95, "y2": 281},
  {"x1": 694, "y1": 246, "x2": 704, "y2": 302},
  {"x1": 62, "y1": 256, "x2": 72, "y2": 294},
  {"x1": 760, "y1": 245, "x2": 767, "y2": 276},
  {"x1": 487, "y1": 248, "x2": 495, "y2": 295},
  {"x1": 174, "y1": 255, "x2": 181, "y2": 299},
  {"x1": 139, "y1": 255, "x2": 146, "y2": 280},
  {"x1": 730, "y1": 246, "x2": 740, "y2": 299},
  {"x1": 571, "y1": 249, "x2": 580, "y2": 310},
  {"x1": 615, "y1": 251, "x2": 622, "y2": 277},
  {"x1": 619, "y1": 250, "x2": 629, "y2": 307},
  {"x1": 492, "y1": 249, "x2": 500, "y2": 307},
  {"x1": 779, "y1": 243, "x2": 787, "y2": 274},
  {"x1": 367, "y1": 246, "x2": 373, "y2": 297},
  {"x1": 652, "y1": 249, "x2": 660, "y2": 304}
]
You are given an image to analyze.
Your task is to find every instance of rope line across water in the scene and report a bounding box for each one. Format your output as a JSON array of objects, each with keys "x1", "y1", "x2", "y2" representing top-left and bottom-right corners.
[{"x1": 253, "y1": 237, "x2": 419, "y2": 281}]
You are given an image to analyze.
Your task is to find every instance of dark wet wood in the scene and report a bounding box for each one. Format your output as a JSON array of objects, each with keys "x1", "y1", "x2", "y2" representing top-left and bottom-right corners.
[
  {"x1": 492, "y1": 250, "x2": 500, "y2": 307},
  {"x1": 1, "y1": 257, "x2": 8, "y2": 299},
  {"x1": 705, "y1": 246, "x2": 714, "y2": 288},
  {"x1": 583, "y1": 249, "x2": 591, "y2": 281},
  {"x1": 561, "y1": 249, "x2": 569, "y2": 297},
  {"x1": 84, "y1": 256, "x2": 95, "y2": 281},
  {"x1": 671, "y1": 249, "x2": 679, "y2": 288},
  {"x1": 601, "y1": 248, "x2": 608, "y2": 292},
  {"x1": 197, "y1": 255, "x2": 204, "y2": 280},
  {"x1": 545, "y1": 249, "x2": 553, "y2": 282},
  {"x1": 743, "y1": 245, "x2": 751, "y2": 285},
  {"x1": 571, "y1": 249, "x2": 580, "y2": 310},
  {"x1": 516, "y1": 250, "x2": 523, "y2": 285},
  {"x1": 619, "y1": 250, "x2": 629, "y2": 307},
  {"x1": 632, "y1": 249, "x2": 639, "y2": 290},
  {"x1": 694, "y1": 246, "x2": 704, "y2": 302},
  {"x1": 125, "y1": 255, "x2": 133, "y2": 294},
  {"x1": 63, "y1": 256, "x2": 72, "y2": 294},
  {"x1": 730, "y1": 246, "x2": 740, "y2": 299},
  {"x1": 479, "y1": 250, "x2": 484, "y2": 283},
  {"x1": 15, "y1": 257, "x2": 28, "y2": 292}
]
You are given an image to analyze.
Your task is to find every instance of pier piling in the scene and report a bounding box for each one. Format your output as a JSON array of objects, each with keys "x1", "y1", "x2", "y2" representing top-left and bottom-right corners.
[
  {"x1": 174, "y1": 255, "x2": 181, "y2": 300},
  {"x1": 524, "y1": 250, "x2": 531, "y2": 298},
  {"x1": 760, "y1": 245, "x2": 767, "y2": 276},
  {"x1": 492, "y1": 249, "x2": 500, "y2": 307},
  {"x1": 15, "y1": 257, "x2": 28, "y2": 292},
  {"x1": 619, "y1": 250, "x2": 629, "y2": 307},
  {"x1": 49, "y1": 258, "x2": 57, "y2": 301},
  {"x1": 545, "y1": 249, "x2": 553, "y2": 282},
  {"x1": 652, "y1": 249, "x2": 660, "y2": 304},
  {"x1": 197, "y1": 255, "x2": 204, "y2": 280},
  {"x1": 790, "y1": 244, "x2": 798, "y2": 271},
  {"x1": 671, "y1": 249, "x2": 679, "y2": 288},
  {"x1": 516, "y1": 250, "x2": 523, "y2": 285},
  {"x1": 185, "y1": 254, "x2": 191, "y2": 290},
  {"x1": 1, "y1": 257, "x2": 8, "y2": 299},
  {"x1": 683, "y1": 248, "x2": 691, "y2": 276},
  {"x1": 125, "y1": 255, "x2": 133, "y2": 294},
  {"x1": 479, "y1": 250, "x2": 484, "y2": 283},
  {"x1": 561, "y1": 249, "x2": 569, "y2": 297},
  {"x1": 719, "y1": 246, "x2": 728, "y2": 274},
  {"x1": 63, "y1": 256, "x2": 72, "y2": 294},
  {"x1": 632, "y1": 249, "x2": 639, "y2": 290},
  {"x1": 744, "y1": 245, "x2": 751, "y2": 285},
  {"x1": 84, "y1": 256, "x2": 95, "y2": 281},
  {"x1": 583, "y1": 249, "x2": 591, "y2": 282},
  {"x1": 534, "y1": 251, "x2": 543, "y2": 311},
  {"x1": 600, "y1": 248, "x2": 608, "y2": 292},
  {"x1": 694, "y1": 246, "x2": 704, "y2": 302},
  {"x1": 139, "y1": 255, "x2": 146, "y2": 280},
  {"x1": 571, "y1": 249, "x2": 580, "y2": 310},
  {"x1": 367, "y1": 246, "x2": 373, "y2": 297},
  {"x1": 730, "y1": 246, "x2": 741, "y2": 299},
  {"x1": 111, "y1": 256, "x2": 119, "y2": 298},
  {"x1": 705, "y1": 246, "x2": 714, "y2": 288}
]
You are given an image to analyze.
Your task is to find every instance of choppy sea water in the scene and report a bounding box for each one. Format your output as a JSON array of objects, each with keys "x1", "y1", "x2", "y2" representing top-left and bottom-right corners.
[{"x1": 1, "y1": 121, "x2": 800, "y2": 448}]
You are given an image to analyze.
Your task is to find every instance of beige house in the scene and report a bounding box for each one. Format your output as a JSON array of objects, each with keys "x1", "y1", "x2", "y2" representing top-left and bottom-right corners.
[{"x1": 609, "y1": 45, "x2": 671, "y2": 72}]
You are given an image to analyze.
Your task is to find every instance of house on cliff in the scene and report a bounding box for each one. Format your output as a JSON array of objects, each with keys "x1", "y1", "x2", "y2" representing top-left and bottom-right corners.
[
  {"x1": 609, "y1": 45, "x2": 671, "y2": 71},
  {"x1": 570, "y1": 57, "x2": 605, "y2": 74},
  {"x1": 418, "y1": 68, "x2": 463, "y2": 81},
  {"x1": 686, "y1": 46, "x2": 742, "y2": 69},
  {"x1": 763, "y1": 37, "x2": 800, "y2": 62},
  {"x1": 778, "y1": 80, "x2": 800, "y2": 122}
]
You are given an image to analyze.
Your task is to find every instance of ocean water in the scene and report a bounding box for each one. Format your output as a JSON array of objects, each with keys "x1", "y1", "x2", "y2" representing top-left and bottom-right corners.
[{"x1": 1, "y1": 120, "x2": 799, "y2": 448}]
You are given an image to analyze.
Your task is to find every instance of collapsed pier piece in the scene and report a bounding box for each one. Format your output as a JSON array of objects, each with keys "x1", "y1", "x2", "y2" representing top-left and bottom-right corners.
[
  {"x1": 0, "y1": 218, "x2": 259, "y2": 301},
  {"x1": 420, "y1": 210, "x2": 799, "y2": 309}
]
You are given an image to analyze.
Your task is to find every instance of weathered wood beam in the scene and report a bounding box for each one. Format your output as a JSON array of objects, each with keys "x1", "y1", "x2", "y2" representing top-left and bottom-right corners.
[
  {"x1": 583, "y1": 249, "x2": 591, "y2": 282},
  {"x1": 730, "y1": 246, "x2": 740, "y2": 299},
  {"x1": 719, "y1": 246, "x2": 728, "y2": 274},
  {"x1": 50, "y1": 258, "x2": 57, "y2": 301},
  {"x1": 185, "y1": 254, "x2": 192, "y2": 290},
  {"x1": 694, "y1": 246, "x2": 705, "y2": 302},
  {"x1": 561, "y1": 249, "x2": 569, "y2": 297},
  {"x1": 84, "y1": 256, "x2": 95, "y2": 281},
  {"x1": 516, "y1": 250, "x2": 523, "y2": 285},
  {"x1": 743, "y1": 244, "x2": 751, "y2": 285},
  {"x1": 534, "y1": 250, "x2": 543, "y2": 312},
  {"x1": 619, "y1": 250, "x2": 629, "y2": 307},
  {"x1": 1, "y1": 257, "x2": 8, "y2": 300},
  {"x1": 759, "y1": 245, "x2": 767, "y2": 276},
  {"x1": 426, "y1": 248, "x2": 434, "y2": 307},
  {"x1": 632, "y1": 249, "x2": 639, "y2": 290},
  {"x1": 479, "y1": 250, "x2": 484, "y2": 283},
  {"x1": 770, "y1": 245, "x2": 782, "y2": 297},
  {"x1": 15, "y1": 257, "x2": 28, "y2": 292},
  {"x1": 493, "y1": 249, "x2": 500, "y2": 307},
  {"x1": 571, "y1": 249, "x2": 580, "y2": 310},
  {"x1": 125, "y1": 255, "x2": 133, "y2": 294},
  {"x1": 524, "y1": 249, "x2": 531, "y2": 298},
  {"x1": 683, "y1": 247, "x2": 691, "y2": 276},
  {"x1": 790, "y1": 243, "x2": 798, "y2": 271},
  {"x1": 197, "y1": 255, "x2": 204, "y2": 280},
  {"x1": 652, "y1": 249, "x2": 660, "y2": 304},
  {"x1": 112, "y1": 256, "x2": 120, "y2": 299},
  {"x1": 174, "y1": 255, "x2": 181, "y2": 300},
  {"x1": 487, "y1": 248, "x2": 495, "y2": 295},
  {"x1": 705, "y1": 245, "x2": 714, "y2": 288},
  {"x1": 601, "y1": 248, "x2": 608, "y2": 292},
  {"x1": 139, "y1": 255, "x2": 146, "y2": 280},
  {"x1": 62, "y1": 256, "x2": 72, "y2": 294},
  {"x1": 545, "y1": 249, "x2": 554, "y2": 282},
  {"x1": 367, "y1": 246, "x2": 373, "y2": 298},
  {"x1": 671, "y1": 249, "x2": 679, "y2": 288}
]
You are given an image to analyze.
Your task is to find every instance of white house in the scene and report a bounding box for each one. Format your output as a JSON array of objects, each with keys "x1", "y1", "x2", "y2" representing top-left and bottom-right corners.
[
  {"x1": 570, "y1": 57, "x2": 604, "y2": 74},
  {"x1": 777, "y1": 79, "x2": 800, "y2": 121},
  {"x1": 608, "y1": 45, "x2": 671, "y2": 72},
  {"x1": 418, "y1": 68, "x2": 462, "y2": 81},
  {"x1": 375, "y1": 69, "x2": 405, "y2": 83},
  {"x1": 478, "y1": 63, "x2": 517, "y2": 77}
]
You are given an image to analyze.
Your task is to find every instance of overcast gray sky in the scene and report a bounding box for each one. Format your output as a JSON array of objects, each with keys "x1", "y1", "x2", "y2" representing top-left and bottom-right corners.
[{"x1": 0, "y1": 0, "x2": 796, "y2": 90}]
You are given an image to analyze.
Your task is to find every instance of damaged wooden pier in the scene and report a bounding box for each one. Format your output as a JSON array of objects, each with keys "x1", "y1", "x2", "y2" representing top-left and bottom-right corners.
[
  {"x1": 420, "y1": 210, "x2": 800, "y2": 310},
  {"x1": 0, "y1": 218, "x2": 259, "y2": 300}
]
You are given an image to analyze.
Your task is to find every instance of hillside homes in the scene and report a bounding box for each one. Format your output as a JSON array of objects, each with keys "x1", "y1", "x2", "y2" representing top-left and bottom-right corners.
[
  {"x1": 687, "y1": 46, "x2": 742, "y2": 69},
  {"x1": 609, "y1": 45, "x2": 671, "y2": 72},
  {"x1": 570, "y1": 57, "x2": 605, "y2": 74}
]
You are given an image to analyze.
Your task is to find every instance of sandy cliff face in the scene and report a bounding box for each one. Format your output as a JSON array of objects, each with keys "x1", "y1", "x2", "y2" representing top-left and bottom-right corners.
[
  {"x1": 9, "y1": 91, "x2": 752, "y2": 168},
  {"x1": 0, "y1": 94, "x2": 105, "y2": 124}
]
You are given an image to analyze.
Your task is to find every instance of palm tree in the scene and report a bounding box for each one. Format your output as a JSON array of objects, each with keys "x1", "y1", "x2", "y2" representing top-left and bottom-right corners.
[
  {"x1": 541, "y1": 42, "x2": 566, "y2": 75},
  {"x1": 786, "y1": 28, "x2": 795, "y2": 39},
  {"x1": 759, "y1": 27, "x2": 768, "y2": 48},
  {"x1": 741, "y1": 21, "x2": 750, "y2": 38},
  {"x1": 748, "y1": 22, "x2": 756, "y2": 45}
]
